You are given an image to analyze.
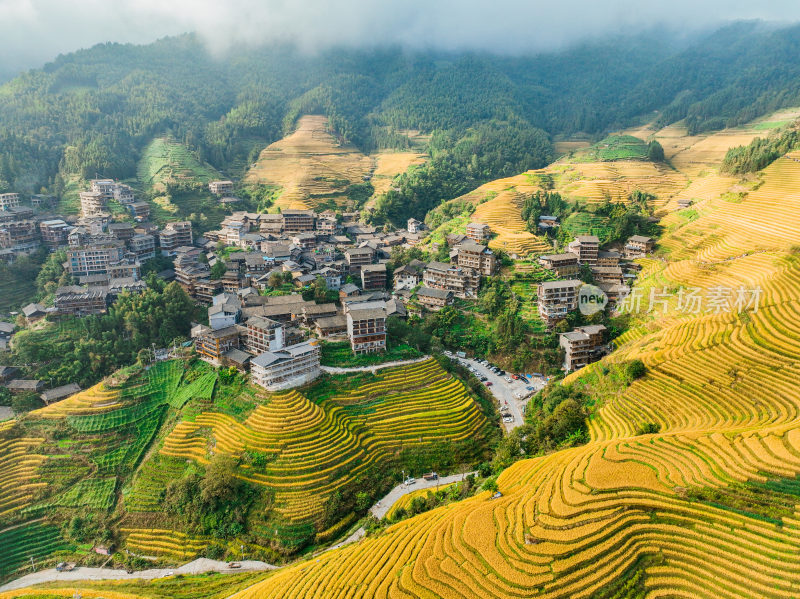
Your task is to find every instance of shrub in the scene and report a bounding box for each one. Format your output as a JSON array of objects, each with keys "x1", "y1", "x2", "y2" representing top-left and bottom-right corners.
[
  {"x1": 636, "y1": 422, "x2": 661, "y2": 435},
  {"x1": 627, "y1": 359, "x2": 647, "y2": 380}
]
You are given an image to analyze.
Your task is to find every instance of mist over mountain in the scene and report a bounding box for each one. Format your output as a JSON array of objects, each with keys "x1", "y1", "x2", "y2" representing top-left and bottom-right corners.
[{"x1": 1, "y1": 0, "x2": 800, "y2": 77}]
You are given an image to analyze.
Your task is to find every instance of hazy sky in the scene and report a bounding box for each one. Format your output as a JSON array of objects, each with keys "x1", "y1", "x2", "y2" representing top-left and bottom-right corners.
[{"x1": 2, "y1": 0, "x2": 800, "y2": 77}]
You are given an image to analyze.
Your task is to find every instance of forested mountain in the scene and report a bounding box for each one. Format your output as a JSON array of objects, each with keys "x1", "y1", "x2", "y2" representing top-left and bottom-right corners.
[{"x1": 3, "y1": 21, "x2": 800, "y2": 206}]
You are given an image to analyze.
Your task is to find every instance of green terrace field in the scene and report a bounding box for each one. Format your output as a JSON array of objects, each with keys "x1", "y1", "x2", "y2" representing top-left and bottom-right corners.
[
  {"x1": 0, "y1": 359, "x2": 220, "y2": 581},
  {"x1": 137, "y1": 137, "x2": 235, "y2": 231},
  {"x1": 561, "y1": 210, "x2": 614, "y2": 240},
  {"x1": 138, "y1": 137, "x2": 222, "y2": 192},
  {"x1": 0, "y1": 252, "x2": 45, "y2": 313},
  {"x1": 570, "y1": 134, "x2": 650, "y2": 162}
]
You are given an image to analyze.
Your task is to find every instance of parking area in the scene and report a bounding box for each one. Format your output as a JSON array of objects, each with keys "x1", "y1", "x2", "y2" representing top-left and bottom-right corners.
[{"x1": 446, "y1": 352, "x2": 548, "y2": 431}]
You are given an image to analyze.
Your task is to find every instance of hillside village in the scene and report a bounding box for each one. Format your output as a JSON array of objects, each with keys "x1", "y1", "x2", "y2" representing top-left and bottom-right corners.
[{"x1": 0, "y1": 169, "x2": 659, "y2": 406}]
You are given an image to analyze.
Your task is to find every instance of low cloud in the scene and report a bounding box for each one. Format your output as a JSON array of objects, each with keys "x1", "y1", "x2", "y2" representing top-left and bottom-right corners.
[{"x1": 1, "y1": 0, "x2": 800, "y2": 76}]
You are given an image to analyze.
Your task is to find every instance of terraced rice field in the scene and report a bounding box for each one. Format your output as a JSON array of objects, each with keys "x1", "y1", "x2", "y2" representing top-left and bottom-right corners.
[
  {"x1": 0, "y1": 522, "x2": 72, "y2": 579},
  {"x1": 552, "y1": 161, "x2": 687, "y2": 208},
  {"x1": 0, "y1": 359, "x2": 220, "y2": 574},
  {"x1": 368, "y1": 149, "x2": 428, "y2": 201},
  {"x1": 0, "y1": 437, "x2": 47, "y2": 519},
  {"x1": 138, "y1": 137, "x2": 221, "y2": 193},
  {"x1": 32, "y1": 382, "x2": 121, "y2": 419},
  {"x1": 9, "y1": 117, "x2": 800, "y2": 598},
  {"x1": 164, "y1": 118, "x2": 800, "y2": 598},
  {"x1": 159, "y1": 359, "x2": 491, "y2": 524},
  {"x1": 244, "y1": 115, "x2": 374, "y2": 211},
  {"x1": 122, "y1": 528, "x2": 207, "y2": 560},
  {"x1": 457, "y1": 178, "x2": 550, "y2": 258}
]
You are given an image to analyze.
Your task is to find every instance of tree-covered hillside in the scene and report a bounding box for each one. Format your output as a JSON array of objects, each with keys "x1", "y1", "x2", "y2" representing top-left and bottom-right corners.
[{"x1": 4, "y1": 22, "x2": 800, "y2": 202}]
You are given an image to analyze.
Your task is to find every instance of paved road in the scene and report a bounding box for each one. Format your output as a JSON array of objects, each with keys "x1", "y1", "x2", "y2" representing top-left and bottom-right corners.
[
  {"x1": 457, "y1": 356, "x2": 546, "y2": 431},
  {"x1": 320, "y1": 355, "x2": 430, "y2": 375},
  {"x1": 369, "y1": 471, "x2": 477, "y2": 520},
  {"x1": 323, "y1": 471, "x2": 476, "y2": 554},
  {"x1": 0, "y1": 558, "x2": 275, "y2": 592}
]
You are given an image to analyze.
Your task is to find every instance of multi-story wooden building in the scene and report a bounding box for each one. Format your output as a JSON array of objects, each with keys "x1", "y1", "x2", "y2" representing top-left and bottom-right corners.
[
  {"x1": 417, "y1": 286, "x2": 454, "y2": 311},
  {"x1": 208, "y1": 180, "x2": 235, "y2": 195},
  {"x1": 245, "y1": 316, "x2": 285, "y2": 355},
  {"x1": 160, "y1": 221, "x2": 193, "y2": 254},
  {"x1": 465, "y1": 222, "x2": 491, "y2": 243},
  {"x1": 193, "y1": 324, "x2": 242, "y2": 364},
  {"x1": 345, "y1": 246, "x2": 374, "y2": 273},
  {"x1": 0, "y1": 212, "x2": 40, "y2": 254},
  {"x1": 282, "y1": 210, "x2": 315, "y2": 234},
  {"x1": 538, "y1": 279, "x2": 583, "y2": 325},
  {"x1": 590, "y1": 265, "x2": 624, "y2": 285},
  {"x1": 568, "y1": 235, "x2": 600, "y2": 265},
  {"x1": 129, "y1": 234, "x2": 156, "y2": 261},
  {"x1": 66, "y1": 238, "x2": 126, "y2": 277},
  {"x1": 560, "y1": 324, "x2": 607, "y2": 371},
  {"x1": 539, "y1": 253, "x2": 580, "y2": 278},
  {"x1": 360, "y1": 263, "x2": 387, "y2": 290},
  {"x1": 346, "y1": 306, "x2": 387, "y2": 354},
  {"x1": 423, "y1": 261, "x2": 479, "y2": 299},
  {"x1": 54, "y1": 286, "x2": 108, "y2": 316},
  {"x1": 129, "y1": 201, "x2": 151, "y2": 220},
  {"x1": 453, "y1": 242, "x2": 497, "y2": 276},
  {"x1": 624, "y1": 235, "x2": 654, "y2": 259},
  {"x1": 79, "y1": 190, "x2": 106, "y2": 218},
  {"x1": 0, "y1": 193, "x2": 21, "y2": 212}
]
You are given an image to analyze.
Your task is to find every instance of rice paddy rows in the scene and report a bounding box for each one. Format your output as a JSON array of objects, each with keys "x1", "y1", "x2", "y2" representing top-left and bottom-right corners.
[
  {"x1": 121, "y1": 528, "x2": 207, "y2": 560},
  {"x1": 158, "y1": 359, "x2": 491, "y2": 523},
  {"x1": 10, "y1": 118, "x2": 800, "y2": 597},
  {"x1": 0, "y1": 437, "x2": 47, "y2": 519},
  {"x1": 225, "y1": 425, "x2": 800, "y2": 598},
  {"x1": 0, "y1": 522, "x2": 72, "y2": 579},
  {"x1": 32, "y1": 383, "x2": 120, "y2": 419}
]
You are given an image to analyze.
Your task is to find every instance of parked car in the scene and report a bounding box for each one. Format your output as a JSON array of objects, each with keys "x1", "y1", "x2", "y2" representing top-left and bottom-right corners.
[
  {"x1": 484, "y1": 381, "x2": 493, "y2": 387},
  {"x1": 228, "y1": 562, "x2": 241, "y2": 569},
  {"x1": 526, "y1": 385, "x2": 535, "y2": 391},
  {"x1": 498, "y1": 370, "x2": 506, "y2": 376},
  {"x1": 503, "y1": 415, "x2": 513, "y2": 423},
  {"x1": 404, "y1": 477, "x2": 416, "y2": 485},
  {"x1": 511, "y1": 374, "x2": 519, "y2": 380},
  {"x1": 505, "y1": 377, "x2": 513, "y2": 383},
  {"x1": 423, "y1": 472, "x2": 438, "y2": 481},
  {"x1": 480, "y1": 376, "x2": 488, "y2": 382}
]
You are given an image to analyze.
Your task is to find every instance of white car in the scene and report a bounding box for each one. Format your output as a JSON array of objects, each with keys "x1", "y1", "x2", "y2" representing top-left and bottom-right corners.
[
  {"x1": 503, "y1": 415, "x2": 514, "y2": 423},
  {"x1": 505, "y1": 377, "x2": 513, "y2": 383},
  {"x1": 404, "y1": 477, "x2": 416, "y2": 485}
]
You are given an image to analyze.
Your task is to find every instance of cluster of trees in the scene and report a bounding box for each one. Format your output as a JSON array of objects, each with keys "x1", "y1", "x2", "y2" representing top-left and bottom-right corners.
[
  {"x1": 721, "y1": 123, "x2": 800, "y2": 174},
  {"x1": 388, "y1": 476, "x2": 478, "y2": 522},
  {"x1": 164, "y1": 455, "x2": 259, "y2": 539},
  {"x1": 11, "y1": 278, "x2": 200, "y2": 388},
  {"x1": 370, "y1": 120, "x2": 553, "y2": 225},
  {"x1": 491, "y1": 384, "x2": 590, "y2": 472},
  {"x1": 520, "y1": 191, "x2": 571, "y2": 233}
]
